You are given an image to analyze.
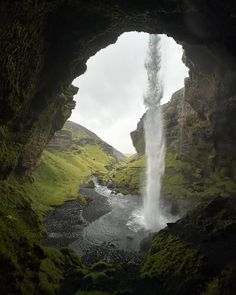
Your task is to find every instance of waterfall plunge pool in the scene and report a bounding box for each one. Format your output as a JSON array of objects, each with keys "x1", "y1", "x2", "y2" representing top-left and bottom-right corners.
[{"x1": 44, "y1": 177, "x2": 174, "y2": 265}]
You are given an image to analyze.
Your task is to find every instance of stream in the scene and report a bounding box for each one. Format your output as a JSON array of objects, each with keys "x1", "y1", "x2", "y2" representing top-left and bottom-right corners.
[{"x1": 44, "y1": 178, "x2": 150, "y2": 265}]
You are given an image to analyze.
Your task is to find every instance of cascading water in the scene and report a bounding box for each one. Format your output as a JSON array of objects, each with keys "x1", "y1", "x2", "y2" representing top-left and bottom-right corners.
[{"x1": 143, "y1": 35, "x2": 166, "y2": 232}]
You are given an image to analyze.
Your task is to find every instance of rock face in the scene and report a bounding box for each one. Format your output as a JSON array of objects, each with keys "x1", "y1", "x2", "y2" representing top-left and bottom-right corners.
[
  {"x1": 132, "y1": 88, "x2": 205, "y2": 157},
  {"x1": 0, "y1": 83, "x2": 77, "y2": 177},
  {"x1": 131, "y1": 87, "x2": 236, "y2": 198},
  {"x1": 47, "y1": 129, "x2": 73, "y2": 152},
  {"x1": 1, "y1": 1, "x2": 236, "y2": 179},
  {"x1": 141, "y1": 196, "x2": 236, "y2": 295},
  {"x1": 130, "y1": 114, "x2": 145, "y2": 155}
]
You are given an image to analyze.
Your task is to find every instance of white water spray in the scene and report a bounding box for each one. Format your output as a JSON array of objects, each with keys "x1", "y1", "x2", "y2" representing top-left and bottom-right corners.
[{"x1": 143, "y1": 35, "x2": 166, "y2": 232}]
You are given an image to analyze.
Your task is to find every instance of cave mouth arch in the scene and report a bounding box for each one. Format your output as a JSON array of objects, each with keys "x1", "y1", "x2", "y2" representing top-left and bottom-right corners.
[
  {"x1": 1, "y1": 2, "x2": 236, "y2": 293},
  {"x1": 1, "y1": 1, "x2": 236, "y2": 181},
  {"x1": 70, "y1": 31, "x2": 189, "y2": 155}
]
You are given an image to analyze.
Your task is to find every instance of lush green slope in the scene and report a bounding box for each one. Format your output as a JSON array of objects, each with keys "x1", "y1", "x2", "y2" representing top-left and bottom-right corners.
[
  {"x1": 0, "y1": 124, "x2": 117, "y2": 294},
  {"x1": 31, "y1": 146, "x2": 114, "y2": 212}
]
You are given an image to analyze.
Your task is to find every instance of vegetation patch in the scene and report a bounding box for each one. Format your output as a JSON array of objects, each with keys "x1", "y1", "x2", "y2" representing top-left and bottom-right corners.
[
  {"x1": 141, "y1": 233, "x2": 207, "y2": 295},
  {"x1": 106, "y1": 151, "x2": 236, "y2": 201},
  {"x1": 30, "y1": 144, "x2": 114, "y2": 213},
  {"x1": 0, "y1": 139, "x2": 115, "y2": 294},
  {"x1": 102, "y1": 155, "x2": 146, "y2": 194},
  {"x1": 201, "y1": 265, "x2": 236, "y2": 295}
]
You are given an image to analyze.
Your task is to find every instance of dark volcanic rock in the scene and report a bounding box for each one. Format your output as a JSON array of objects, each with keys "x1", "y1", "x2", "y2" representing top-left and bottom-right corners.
[
  {"x1": 1, "y1": 1, "x2": 236, "y2": 177},
  {"x1": 44, "y1": 199, "x2": 84, "y2": 247},
  {"x1": 141, "y1": 196, "x2": 236, "y2": 295}
]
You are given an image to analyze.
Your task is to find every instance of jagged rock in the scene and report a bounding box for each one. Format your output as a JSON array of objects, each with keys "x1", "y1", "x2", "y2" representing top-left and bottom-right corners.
[{"x1": 14, "y1": 85, "x2": 77, "y2": 174}]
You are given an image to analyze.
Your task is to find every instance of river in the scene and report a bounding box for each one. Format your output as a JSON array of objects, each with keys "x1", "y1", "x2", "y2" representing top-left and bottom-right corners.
[{"x1": 44, "y1": 178, "x2": 150, "y2": 265}]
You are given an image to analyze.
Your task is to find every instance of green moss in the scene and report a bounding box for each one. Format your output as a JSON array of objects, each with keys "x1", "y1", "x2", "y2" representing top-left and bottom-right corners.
[
  {"x1": 37, "y1": 246, "x2": 89, "y2": 295},
  {"x1": 0, "y1": 177, "x2": 42, "y2": 293},
  {"x1": 84, "y1": 272, "x2": 111, "y2": 285},
  {"x1": 202, "y1": 278, "x2": 220, "y2": 295},
  {"x1": 77, "y1": 192, "x2": 88, "y2": 205},
  {"x1": 89, "y1": 261, "x2": 116, "y2": 277},
  {"x1": 0, "y1": 127, "x2": 21, "y2": 177},
  {"x1": 84, "y1": 180, "x2": 95, "y2": 189},
  {"x1": 83, "y1": 261, "x2": 116, "y2": 285},
  {"x1": 108, "y1": 150, "x2": 236, "y2": 200},
  {"x1": 90, "y1": 261, "x2": 113, "y2": 272},
  {"x1": 201, "y1": 265, "x2": 236, "y2": 295},
  {"x1": 0, "y1": 140, "x2": 114, "y2": 294},
  {"x1": 141, "y1": 233, "x2": 206, "y2": 294},
  {"x1": 74, "y1": 291, "x2": 111, "y2": 295},
  {"x1": 60, "y1": 247, "x2": 83, "y2": 267},
  {"x1": 103, "y1": 155, "x2": 146, "y2": 194},
  {"x1": 38, "y1": 258, "x2": 63, "y2": 295}
]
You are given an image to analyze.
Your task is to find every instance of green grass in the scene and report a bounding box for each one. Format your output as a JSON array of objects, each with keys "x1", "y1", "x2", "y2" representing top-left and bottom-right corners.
[
  {"x1": 107, "y1": 151, "x2": 236, "y2": 199},
  {"x1": 29, "y1": 145, "x2": 114, "y2": 213},
  {"x1": 104, "y1": 155, "x2": 146, "y2": 194},
  {"x1": 0, "y1": 142, "x2": 115, "y2": 294}
]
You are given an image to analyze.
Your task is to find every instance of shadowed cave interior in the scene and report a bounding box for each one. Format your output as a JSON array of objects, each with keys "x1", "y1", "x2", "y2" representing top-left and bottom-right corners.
[{"x1": 0, "y1": 1, "x2": 236, "y2": 295}]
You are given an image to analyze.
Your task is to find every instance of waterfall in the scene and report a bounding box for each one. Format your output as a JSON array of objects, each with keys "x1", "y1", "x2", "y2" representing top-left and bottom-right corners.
[{"x1": 143, "y1": 35, "x2": 166, "y2": 232}]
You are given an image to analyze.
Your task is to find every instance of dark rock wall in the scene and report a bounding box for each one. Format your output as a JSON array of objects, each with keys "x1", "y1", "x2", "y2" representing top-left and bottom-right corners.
[
  {"x1": 131, "y1": 85, "x2": 236, "y2": 190},
  {"x1": 183, "y1": 44, "x2": 236, "y2": 178},
  {"x1": 141, "y1": 197, "x2": 236, "y2": 295},
  {"x1": 1, "y1": 1, "x2": 236, "y2": 178}
]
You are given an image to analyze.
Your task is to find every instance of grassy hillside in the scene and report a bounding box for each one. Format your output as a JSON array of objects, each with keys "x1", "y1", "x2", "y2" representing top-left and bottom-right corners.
[
  {"x1": 63, "y1": 121, "x2": 126, "y2": 161},
  {"x1": 31, "y1": 145, "x2": 114, "y2": 213},
  {"x1": 30, "y1": 119, "x2": 124, "y2": 213},
  {"x1": 0, "y1": 123, "x2": 118, "y2": 294},
  {"x1": 104, "y1": 155, "x2": 146, "y2": 195}
]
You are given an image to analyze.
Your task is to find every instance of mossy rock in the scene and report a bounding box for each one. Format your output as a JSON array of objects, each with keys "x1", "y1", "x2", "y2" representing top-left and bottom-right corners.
[
  {"x1": 83, "y1": 272, "x2": 111, "y2": 285},
  {"x1": 90, "y1": 261, "x2": 114, "y2": 272},
  {"x1": 74, "y1": 291, "x2": 112, "y2": 295},
  {"x1": 84, "y1": 180, "x2": 95, "y2": 189},
  {"x1": 141, "y1": 233, "x2": 207, "y2": 295},
  {"x1": 201, "y1": 265, "x2": 236, "y2": 295},
  {"x1": 38, "y1": 258, "x2": 63, "y2": 295}
]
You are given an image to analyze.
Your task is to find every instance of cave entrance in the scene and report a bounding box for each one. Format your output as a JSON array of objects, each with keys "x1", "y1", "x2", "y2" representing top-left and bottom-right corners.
[{"x1": 44, "y1": 32, "x2": 189, "y2": 262}]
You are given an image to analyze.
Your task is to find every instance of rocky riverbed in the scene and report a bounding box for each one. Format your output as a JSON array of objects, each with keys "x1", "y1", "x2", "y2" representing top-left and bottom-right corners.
[{"x1": 44, "y1": 181, "x2": 150, "y2": 265}]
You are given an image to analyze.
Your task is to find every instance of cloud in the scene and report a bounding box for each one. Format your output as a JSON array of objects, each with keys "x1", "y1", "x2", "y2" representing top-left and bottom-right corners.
[{"x1": 70, "y1": 32, "x2": 188, "y2": 154}]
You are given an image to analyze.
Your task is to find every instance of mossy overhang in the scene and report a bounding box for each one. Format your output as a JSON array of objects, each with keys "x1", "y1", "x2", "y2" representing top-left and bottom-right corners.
[{"x1": 1, "y1": 1, "x2": 236, "y2": 177}]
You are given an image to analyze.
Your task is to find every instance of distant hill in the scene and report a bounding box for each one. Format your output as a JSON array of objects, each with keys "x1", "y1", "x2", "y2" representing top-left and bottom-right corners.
[
  {"x1": 47, "y1": 120, "x2": 126, "y2": 161},
  {"x1": 64, "y1": 120, "x2": 101, "y2": 141}
]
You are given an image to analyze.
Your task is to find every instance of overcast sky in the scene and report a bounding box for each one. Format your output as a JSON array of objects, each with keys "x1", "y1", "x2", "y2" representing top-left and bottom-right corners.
[{"x1": 71, "y1": 32, "x2": 188, "y2": 154}]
